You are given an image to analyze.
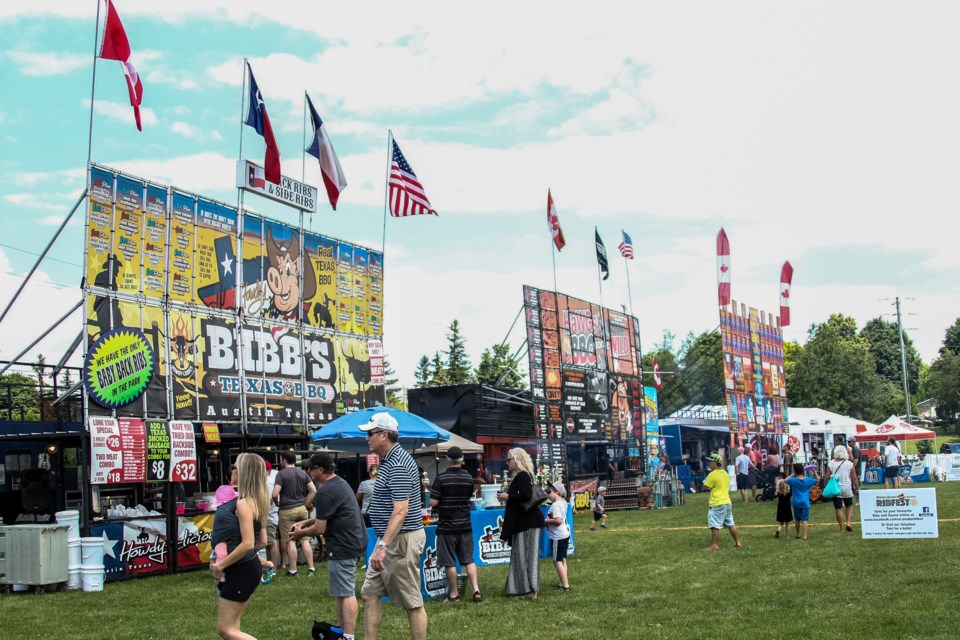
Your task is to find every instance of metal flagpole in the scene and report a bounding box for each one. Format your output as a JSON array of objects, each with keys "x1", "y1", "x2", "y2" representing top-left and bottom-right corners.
[
  {"x1": 381, "y1": 130, "x2": 393, "y2": 258},
  {"x1": 549, "y1": 189, "x2": 559, "y2": 296},
  {"x1": 303, "y1": 92, "x2": 313, "y2": 229},
  {"x1": 86, "y1": 0, "x2": 103, "y2": 170}
]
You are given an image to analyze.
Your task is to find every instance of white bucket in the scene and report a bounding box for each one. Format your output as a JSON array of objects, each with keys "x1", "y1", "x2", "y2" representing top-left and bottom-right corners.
[
  {"x1": 481, "y1": 484, "x2": 501, "y2": 509},
  {"x1": 68, "y1": 537, "x2": 82, "y2": 567},
  {"x1": 80, "y1": 565, "x2": 104, "y2": 592},
  {"x1": 80, "y1": 537, "x2": 105, "y2": 567},
  {"x1": 67, "y1": 566, "x2": 82, "y2": 590},
  {"x1": 55, "y1": 510, "x2": 81, "y2": 540}
]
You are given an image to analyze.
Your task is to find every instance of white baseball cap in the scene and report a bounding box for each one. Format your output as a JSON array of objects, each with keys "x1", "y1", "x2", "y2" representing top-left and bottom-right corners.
[{"x1": 360, "y1": 412, "x2": 399, "y2": 433}]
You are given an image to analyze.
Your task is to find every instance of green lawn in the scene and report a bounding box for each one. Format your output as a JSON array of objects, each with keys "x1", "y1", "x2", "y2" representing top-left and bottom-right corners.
[{"x1": 4, "y1": 483, "x2": 959, "y2": 639}]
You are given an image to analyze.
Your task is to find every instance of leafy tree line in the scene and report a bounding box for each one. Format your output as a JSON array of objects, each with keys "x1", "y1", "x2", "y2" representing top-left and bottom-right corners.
[{"x1": 412, "y1": 319, "x2": 526, "y2": 390}]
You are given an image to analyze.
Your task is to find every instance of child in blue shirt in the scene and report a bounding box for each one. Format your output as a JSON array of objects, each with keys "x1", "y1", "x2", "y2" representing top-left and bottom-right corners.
[{"x1": 785, "y1": 463, "x2": 819, "y2": 540}]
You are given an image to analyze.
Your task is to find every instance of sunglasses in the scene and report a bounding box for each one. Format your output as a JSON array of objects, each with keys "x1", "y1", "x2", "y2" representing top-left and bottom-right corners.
[{"x1": 366, "y1": 430, "x2": 386, "y2": 437}]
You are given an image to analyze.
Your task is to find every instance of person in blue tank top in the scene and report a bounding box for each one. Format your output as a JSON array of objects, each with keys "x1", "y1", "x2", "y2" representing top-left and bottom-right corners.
[{"x1": 210, "y1": 453, "x2": 269, "y2": 639}]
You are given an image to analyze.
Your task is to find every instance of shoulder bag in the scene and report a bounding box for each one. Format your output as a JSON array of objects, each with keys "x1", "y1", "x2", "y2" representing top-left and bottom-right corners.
[
  {"x1": 821, "y1": 463, "x2": 844, "y2": 499},
  {"x1": 522, "y1": 484, "x2": 549, "y2": 511}
]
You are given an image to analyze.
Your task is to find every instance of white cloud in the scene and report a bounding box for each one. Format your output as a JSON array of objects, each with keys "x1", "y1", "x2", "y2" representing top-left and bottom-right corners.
[
  {"x1": 5, "y1": 50, "x2": 87, "y2": 76},
  {"x1": 3, "y1": 193, "x2": 81, "y2": 215},
  {"x1": 84, "y1": 99, "x2": 159, "y2": 128},
  {"x1": 170, "y1": 121, "x2": 224, "y2": 143}
]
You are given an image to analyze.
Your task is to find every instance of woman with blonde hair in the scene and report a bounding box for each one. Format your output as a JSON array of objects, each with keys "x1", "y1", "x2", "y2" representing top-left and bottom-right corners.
[
  {"x1": 210, "y1": 453, "x2": 269, "y2": 639},
  {"x1": 497, "y1": 447, "x2": 545, "y2": 598},
  {"x1": 824, "y1": 445, "x2": 859, "y2": 533}
]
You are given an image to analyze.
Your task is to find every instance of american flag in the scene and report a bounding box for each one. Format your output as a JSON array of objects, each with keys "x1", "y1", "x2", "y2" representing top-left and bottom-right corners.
[
  {"x1": 618, "y1": 230, "x2": 634, "y2": 259},
  {"x1": 388, "y1": 139, "x2": 437, "y2": 217}
]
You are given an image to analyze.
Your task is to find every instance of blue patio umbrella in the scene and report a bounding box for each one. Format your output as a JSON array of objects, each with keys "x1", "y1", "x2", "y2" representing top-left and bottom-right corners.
[{"x1": 310, "y1": 406, "x2": 451, "y2": 452}]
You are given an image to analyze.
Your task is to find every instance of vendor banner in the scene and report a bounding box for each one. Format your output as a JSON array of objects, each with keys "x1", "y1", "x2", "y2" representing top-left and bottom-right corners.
[
  {"x1": 720, "y1": 302, "x2": 788, "y2": 435},
  {"x1": 170, "y1": 420, "x2": 198, "y2": 482},
  {"x1": 84, "y1": 164, "x2": 386, "y2": 428},
  {"x1": 92, "y1": 513, "x2": 214, "y2": 580}
]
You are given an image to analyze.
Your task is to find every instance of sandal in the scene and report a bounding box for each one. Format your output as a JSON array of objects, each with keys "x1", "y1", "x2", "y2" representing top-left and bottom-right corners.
[
  {"x1": 446, "y1": 594, "x2": 461, "y2": 602},
  {"x1": 472, "y1": 591, "x2": 483, "y2": 602}
]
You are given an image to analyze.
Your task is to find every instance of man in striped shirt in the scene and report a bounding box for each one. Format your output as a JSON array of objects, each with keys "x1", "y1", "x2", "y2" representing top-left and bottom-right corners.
[{"x1": 359, "y1": 412, "x2": 427, "y2": 640}]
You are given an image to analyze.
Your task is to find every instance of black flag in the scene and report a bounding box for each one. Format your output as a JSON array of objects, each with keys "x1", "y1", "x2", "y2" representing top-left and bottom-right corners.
[{"x1": 595, "y1": 227, "x2": 609, "y2": 280}]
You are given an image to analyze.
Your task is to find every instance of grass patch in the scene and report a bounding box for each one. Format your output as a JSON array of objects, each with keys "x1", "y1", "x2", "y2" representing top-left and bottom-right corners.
[{"x1": 3, "y1": 483, "x2": 959, "y2": 639}]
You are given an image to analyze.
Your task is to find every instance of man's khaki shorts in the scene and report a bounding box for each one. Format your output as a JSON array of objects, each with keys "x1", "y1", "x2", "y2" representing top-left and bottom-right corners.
[
  {"x1": 278, "y1": 506, "x2": 308, "y2": 546},
  {"x1": 266, "y1": 521, "x2": 278, "y2": 547},
  {"x1": 361, "y1": 528, "x2": 425, "y2": 609}
]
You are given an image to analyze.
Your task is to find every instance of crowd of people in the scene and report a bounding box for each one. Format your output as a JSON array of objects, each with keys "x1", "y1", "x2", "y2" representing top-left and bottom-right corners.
[
  {"x1": 208, "y1": 415, "x2": 576, "y2": 640},
  {"x1": 702, "y1": 435, "x2": 903, "y2": 549}
]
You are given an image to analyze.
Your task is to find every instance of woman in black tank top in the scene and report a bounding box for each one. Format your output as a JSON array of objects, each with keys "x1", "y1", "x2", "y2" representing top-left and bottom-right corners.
[{"x1": 210, "y1": 453, "x2": 270, "y2": 639}]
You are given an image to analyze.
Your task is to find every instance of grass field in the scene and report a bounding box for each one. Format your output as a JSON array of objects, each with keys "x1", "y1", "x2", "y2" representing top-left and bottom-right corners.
[{"x1": 3, "y1": 482, "x2": 959, "y2": 640}]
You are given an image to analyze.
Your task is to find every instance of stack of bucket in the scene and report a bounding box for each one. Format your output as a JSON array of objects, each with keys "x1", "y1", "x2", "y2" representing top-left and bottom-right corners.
[
  {"x1": 79, "y1": 536, "x2": 105, "y2": 592},
  {"x1": 55, "y1": 510, "x2": 82, "y2": 590}
]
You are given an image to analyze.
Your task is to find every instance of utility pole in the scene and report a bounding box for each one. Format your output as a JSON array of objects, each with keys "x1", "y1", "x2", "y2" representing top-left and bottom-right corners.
[{"x1": 895, "y1": 297, "x2": 912, "y2": 423}]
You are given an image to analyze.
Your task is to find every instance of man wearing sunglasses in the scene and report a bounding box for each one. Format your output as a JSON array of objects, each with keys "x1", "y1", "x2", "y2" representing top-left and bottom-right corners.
[{"x1": 358, "y1": 412, "x2": 427, "y2": 640}]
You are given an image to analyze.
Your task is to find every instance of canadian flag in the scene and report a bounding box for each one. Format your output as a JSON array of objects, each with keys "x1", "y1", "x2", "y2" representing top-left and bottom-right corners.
[
  {"x1": 99, "y1": 0, "x2": 143, "y2": 131},
  {"x1": 547, "y1": 190, "x2": 566, "y2": 251},
  {"x1": 716, "y1": 228, "x2": 731, "y2": 306},
  {"x1": 780, "y1": 261, "x2": 793, "y2": 326},
  {"x1": 653, "y1": 355, "x2": 662, "y2": 390}
]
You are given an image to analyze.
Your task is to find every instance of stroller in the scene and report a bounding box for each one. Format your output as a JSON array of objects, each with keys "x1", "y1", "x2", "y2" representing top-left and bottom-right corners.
[{"x1": 754, "y1": 466, "x2": 778, "y2": 502}]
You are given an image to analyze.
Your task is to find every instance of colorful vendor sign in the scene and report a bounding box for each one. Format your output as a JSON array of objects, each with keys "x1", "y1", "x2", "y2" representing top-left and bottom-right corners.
[{"x1": 84, "y1": 328, "x2": 156, "y2": 408}]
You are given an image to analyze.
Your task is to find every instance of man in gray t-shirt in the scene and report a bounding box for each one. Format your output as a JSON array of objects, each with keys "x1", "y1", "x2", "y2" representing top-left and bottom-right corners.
[
  {"x1": 292, "y1": 453, "x2": 366, "y2": 638},
  {"x1": 273, "y1": 451, "x2": 316, "y2": 577}
]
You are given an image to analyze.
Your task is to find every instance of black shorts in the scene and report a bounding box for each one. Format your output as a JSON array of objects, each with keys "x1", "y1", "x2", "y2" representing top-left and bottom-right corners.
[
  {"x1": 436, "y1": 531, "x2": 474, "y2": 568},
  {"x1": 550, "y1": 537, "x2": 570, "y2": 562},
  {"x1": 736, "y1": 473, "x2": 751, "y2": 489},
  {"x1": 594, "y1": 511, "x2": 604, "y2": 521},
  {"x1": 832, "y1": 496, "x2": 854, "y2": 508},
  {"x1": 217, "y1": 555, "x2": 261, "y2": 603},
  {"x1": 885, "y1": 466, "x2": 900, "y2": 480}
]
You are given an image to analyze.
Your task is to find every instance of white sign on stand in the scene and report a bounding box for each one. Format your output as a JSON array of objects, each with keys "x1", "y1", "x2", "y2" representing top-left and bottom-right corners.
[
  {"x1": 860, "y1": 488, "x2": 938, "y2": 539},
  {"x1": 946, "y1": 455, "x2": 960, "y2": 482}
]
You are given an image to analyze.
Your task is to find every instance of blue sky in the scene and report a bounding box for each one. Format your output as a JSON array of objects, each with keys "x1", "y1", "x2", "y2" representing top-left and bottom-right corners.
[{"x1": 2, "y1": 1, "x2": 959, "y2": 389}]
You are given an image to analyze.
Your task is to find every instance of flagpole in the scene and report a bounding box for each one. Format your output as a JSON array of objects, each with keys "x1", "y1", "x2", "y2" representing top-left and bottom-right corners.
[
  {"x1": 86, "y1": 0, "x2": 104, "y2": 170},
  {"x1": 303, "y1": 91, "x2": 312, "y2": 229},
  {"x1": 238, "y1": 59, "x2": 247, "y2": 170},
  {"x1": 381, "y1": 129, "x2": 393, "y2": 258},
  {"x1": 549, "y1": 189, "x2": 559, "y2": 296}
]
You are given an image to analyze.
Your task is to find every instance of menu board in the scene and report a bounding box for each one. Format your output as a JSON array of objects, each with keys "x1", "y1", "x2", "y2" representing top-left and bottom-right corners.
[
  {"x1": 91, "y1": 417, "x2": 147, "y2": 485},
  {"x1": 169, "y1": 420, "x2": 198, "y2": 482},
  {"x1": 90, "y1": 416, "x2": 197, "y2": 485},
  {"x1": 146, "y1": 420, "x2": 172, "y2": 481}
]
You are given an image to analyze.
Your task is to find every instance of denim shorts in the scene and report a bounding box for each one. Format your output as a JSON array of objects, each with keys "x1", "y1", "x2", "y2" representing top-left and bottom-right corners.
[
  {"x1": 707, "y1": 504, "x2": 735, "y2": 529},
  {"x1": 793, "y1": 506, "x2": 810, "y2": 522}
]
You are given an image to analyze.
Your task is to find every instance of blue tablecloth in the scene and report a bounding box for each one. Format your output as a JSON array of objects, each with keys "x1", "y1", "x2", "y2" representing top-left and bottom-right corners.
[
  {"x1": 363, "y1": 503, "x2": 576, "y2": 600},
  {"x1": 863, "y1": 467, "x2": 930, "y2": 484}
]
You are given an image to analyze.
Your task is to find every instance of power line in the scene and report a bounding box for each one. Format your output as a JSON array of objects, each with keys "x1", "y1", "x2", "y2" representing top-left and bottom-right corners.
[{"x1": 0, "y1": 242, "x2": 82, "y2": 268}]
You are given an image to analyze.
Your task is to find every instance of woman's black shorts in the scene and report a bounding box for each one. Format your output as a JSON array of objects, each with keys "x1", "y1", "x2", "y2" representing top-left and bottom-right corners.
[
  {"x1": 217, "y1": 555, "x2": 261, "y2": 603},
  {"x1": 832, "y1": 496, "x2": 854, "y2": 509}
]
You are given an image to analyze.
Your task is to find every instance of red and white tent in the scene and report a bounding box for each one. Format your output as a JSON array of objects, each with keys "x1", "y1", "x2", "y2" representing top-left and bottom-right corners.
[{"x1": 855, "y1": 415, "x2": 936, "y2": 442}]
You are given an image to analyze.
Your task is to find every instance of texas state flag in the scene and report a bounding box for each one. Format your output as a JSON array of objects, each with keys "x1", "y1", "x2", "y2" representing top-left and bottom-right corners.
[{"x1": 305, "y1": 94, "x2": 347, "y2": 210}]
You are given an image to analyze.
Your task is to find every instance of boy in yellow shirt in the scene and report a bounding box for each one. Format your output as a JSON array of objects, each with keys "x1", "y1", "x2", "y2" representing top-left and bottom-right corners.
[{"x1": 702, "y1": 454, "x2": 743, "y2": 550}]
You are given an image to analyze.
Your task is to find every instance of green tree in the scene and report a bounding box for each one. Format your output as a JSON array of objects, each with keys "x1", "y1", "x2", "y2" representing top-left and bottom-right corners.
[
  {"x1": 783, "y1": 341, "x2": 802, "y2": 389},
  {"x1": 925, "y1": 348, "x2": 960, "y2": 433},
  {"x1": 860, "y1": 317, "x2": 922, "y2": 395},
  {"x1": 414, "y1": 356, "x2": 431, "y2": 387},
  {"x1": 382, "y1": 356, "x2": 404, "y2": 409},
  {"x1": 429, "y1": 351, "x2": 450, "y2": 387},
  {"x1": 444, "y1": 319, "x2": 474, "y2": 384},
  {"x1": 942, "y1": 317, "x2": 960, "y2": 357},
  {"x1": 475, "y1": 343, "x2": 526, "y2": 389},
  {"x1": 788, "y1": 314, "x2": 892, "y2": 423},
  {"x1": 675, "y1": 330, "x2": 724, "y2": 408},
  {"x1": 642, "y1": 347, "x2": 679, "y2": 415},
  {"x1": 0, "y1": 373, "x2": 41, "y2": 421}
]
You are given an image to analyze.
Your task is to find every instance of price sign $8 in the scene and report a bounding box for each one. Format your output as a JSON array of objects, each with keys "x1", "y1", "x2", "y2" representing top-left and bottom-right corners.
[{"x1": 151, "y1": 460, "x2": 166, "y2": 480}]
